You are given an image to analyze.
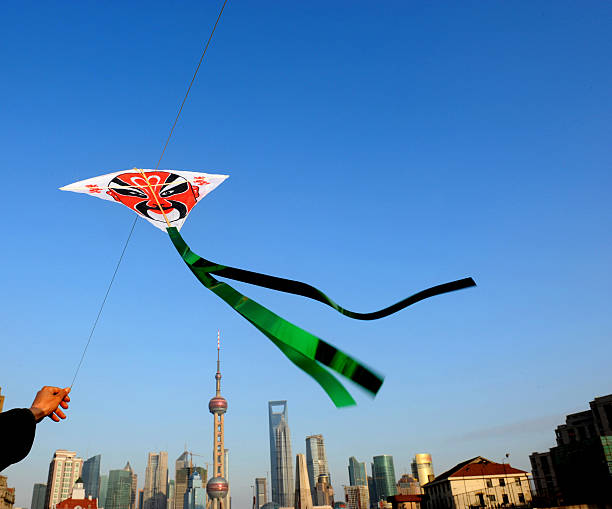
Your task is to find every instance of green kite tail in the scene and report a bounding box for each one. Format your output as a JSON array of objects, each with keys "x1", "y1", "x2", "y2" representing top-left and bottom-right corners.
[
  {"x1": 167, "y1": 227, "x2": 382, "y2": 407},
  {"x1": 167, "y1": 226, "x2": 476, "y2": 407}
]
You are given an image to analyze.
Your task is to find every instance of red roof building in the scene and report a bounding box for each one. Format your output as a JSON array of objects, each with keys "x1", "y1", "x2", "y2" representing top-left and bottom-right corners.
[
  {"x1": 423, "y1": 457, "x2": 532, "y2": 509},
  {"x1": 56, "y1": 479, "x2": 97, "y2": 509}
]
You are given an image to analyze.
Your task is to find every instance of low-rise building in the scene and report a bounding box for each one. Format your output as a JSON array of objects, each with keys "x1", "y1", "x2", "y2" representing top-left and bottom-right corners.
[
  {"x1": 423, "y1": 456, "x2": 531, "y2": 509},
  {"x1": 0, "y1": 477, "x2": 15, "y2": 509}
]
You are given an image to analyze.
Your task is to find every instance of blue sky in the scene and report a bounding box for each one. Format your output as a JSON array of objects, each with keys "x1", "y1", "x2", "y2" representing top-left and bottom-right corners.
[{"x1": 1, "y1": 1, "x2": 611, "y2": 507}]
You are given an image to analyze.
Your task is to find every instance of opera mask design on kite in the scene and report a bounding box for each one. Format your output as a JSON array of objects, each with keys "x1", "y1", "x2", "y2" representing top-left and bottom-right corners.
[
  {"x1": 60, "y1": 168, "x2": 229, "y2": 231},
  {"x1": 106, "y1": 171, "x2": 200, "y2": 224}
]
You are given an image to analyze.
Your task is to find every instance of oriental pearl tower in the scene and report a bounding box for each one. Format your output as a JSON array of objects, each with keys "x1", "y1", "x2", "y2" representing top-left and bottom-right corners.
[{"x1": 206, "y1": 331, "x2": 229, "y2": 509}]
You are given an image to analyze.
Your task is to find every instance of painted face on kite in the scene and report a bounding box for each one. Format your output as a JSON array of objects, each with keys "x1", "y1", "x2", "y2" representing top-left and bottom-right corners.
[{"x1": 106, "y1": 171, "x2": 200, "y2": 224}]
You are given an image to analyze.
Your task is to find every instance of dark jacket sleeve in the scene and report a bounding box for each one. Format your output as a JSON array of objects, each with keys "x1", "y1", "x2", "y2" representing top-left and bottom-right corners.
[{"x1": 0, "y1": 408, "x2": 36, "y2": 472}]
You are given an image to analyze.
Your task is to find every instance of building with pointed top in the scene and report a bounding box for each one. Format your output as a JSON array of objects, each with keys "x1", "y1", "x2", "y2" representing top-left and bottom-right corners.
[
  {"x1": 295, "y1": 454, "x2": 313, "y2": 509},
  {"x1": 206, "y1": 332, "x2": 229, "y2": 509},
  {"x1": 123, "y1": 462, "x2": 137, "y2": 509}
]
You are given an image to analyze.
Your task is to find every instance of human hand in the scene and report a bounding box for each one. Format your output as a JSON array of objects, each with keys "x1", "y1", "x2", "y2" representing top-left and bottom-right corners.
[{"x1": 30, "y1": 386, "x2": 71, "y2": 423}]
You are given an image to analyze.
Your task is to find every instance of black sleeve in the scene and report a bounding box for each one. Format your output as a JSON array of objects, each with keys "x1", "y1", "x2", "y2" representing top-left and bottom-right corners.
[{"x1": 0, "y1": 408, "x2": 36, "y2": 472}]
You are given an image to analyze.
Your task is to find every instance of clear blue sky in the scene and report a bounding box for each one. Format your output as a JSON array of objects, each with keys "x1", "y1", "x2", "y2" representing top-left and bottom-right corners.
[{"x1": 2, "y1": 1, "x2": 611, "y2": 507}]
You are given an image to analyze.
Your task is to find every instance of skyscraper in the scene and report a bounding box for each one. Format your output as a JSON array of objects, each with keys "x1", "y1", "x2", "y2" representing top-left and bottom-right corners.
[
  {"x1": 107, "y1": 470, "x2": 133, "y2": 509},
  {"x1": 255, "y1": 478, "x2": 267, "y2": 509},
  {"x1": 206, "y1": 332, "x2": 229, "y2": 509},
  {"x1": 295, "y1": 454, "x2": 313, "y2": 509},
  {"x1": 143, "y1": 452, "x2": 168, "y2": 509},
  {"x1": 348, "y1": 458, "x2": 367, "y2": 487},
  {"x1": 31, "y1": 483, "x2": 47, "y2": 509},
  {"x1": 100, "y1": 476, "x2": 109, "y2": 508},
  {"x1": 184, "y1": 472, "x2": 206, "y2": 509},
  {"x1": 44, "y1": 450, "x2": 84, "y2": 509},
  {"x1": 124, "y1": 462, "x2": 138, "y2": 509},
  {"x1": 411, "y1": 454, "x2": 434, "y2": 487},
  {"x1": 269, "y1": 401, "x2": 294, "y2": 507},
  {"x1": 366, "y1": 476, "x2": 376, "y2": 509},
  {"x1": 82, "y1": 455, "x2": 102, "y2": 500},
  {"x1": 305, "y1": 435, "x2": 330, "y2": 503},
  {"x1": 372, "y1": 456, "x2": 396, "y2": 503},
  {"x1": 175, "y1": 452, "x2": 191, "y2": 509}
]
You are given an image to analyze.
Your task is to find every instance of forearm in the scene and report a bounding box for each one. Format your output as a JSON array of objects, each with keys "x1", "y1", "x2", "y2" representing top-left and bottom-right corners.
[{"x1": 0, "y1": 408, "x2": 36, "y2": 472}]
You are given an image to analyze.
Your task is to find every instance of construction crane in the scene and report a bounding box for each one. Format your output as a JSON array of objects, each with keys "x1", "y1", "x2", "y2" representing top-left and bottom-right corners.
[{"x1": 188, "y1": 451, "x2": 210, "y2": 472}]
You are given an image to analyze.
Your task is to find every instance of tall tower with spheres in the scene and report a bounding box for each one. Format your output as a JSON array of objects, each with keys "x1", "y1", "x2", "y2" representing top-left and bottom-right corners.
[{"x1": 207, "y1": 331, "x2": 229, "y2": 509}]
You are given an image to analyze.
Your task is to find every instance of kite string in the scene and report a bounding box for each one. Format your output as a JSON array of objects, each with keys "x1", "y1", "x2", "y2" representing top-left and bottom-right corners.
[
  {"x1": 69, "y1": 0, "x2": 229, "y2": 388},
  {"x1": 70, "y1": 217, "x2": 138, "y2": 388}
]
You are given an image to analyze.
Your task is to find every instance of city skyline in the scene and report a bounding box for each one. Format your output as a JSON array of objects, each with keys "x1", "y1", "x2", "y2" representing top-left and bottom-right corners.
[
  {"x1": 2, "y1": 1, "x2": 612, "y2": 508},
  {"x1": 9, "y1": 391, "x2": 612, "y2": 509}
]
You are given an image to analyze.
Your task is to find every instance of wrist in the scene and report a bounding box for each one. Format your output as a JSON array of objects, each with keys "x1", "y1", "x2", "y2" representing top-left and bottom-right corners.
[{"x1": 29, "y1": 406, "x2": 45, "y2": 422}]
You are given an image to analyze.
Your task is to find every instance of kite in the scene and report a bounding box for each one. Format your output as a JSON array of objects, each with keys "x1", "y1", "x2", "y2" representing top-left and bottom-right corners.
[{"x1": 62, "y1": 168, "x2": 476, "y2": 407}]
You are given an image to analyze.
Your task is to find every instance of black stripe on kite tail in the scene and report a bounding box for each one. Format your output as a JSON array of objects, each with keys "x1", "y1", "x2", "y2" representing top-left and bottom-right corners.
[{"x1": 190, "y1": 255, "x2": 476, "y2": 320}]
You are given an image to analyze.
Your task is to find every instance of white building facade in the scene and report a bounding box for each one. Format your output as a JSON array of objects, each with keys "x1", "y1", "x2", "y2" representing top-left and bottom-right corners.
[
  {"x1": 424, "y1": 457, "x2": 532, "y2": 509},
  {"x1": 44, "y1": 450, "x2": 84, "y2": 509}
]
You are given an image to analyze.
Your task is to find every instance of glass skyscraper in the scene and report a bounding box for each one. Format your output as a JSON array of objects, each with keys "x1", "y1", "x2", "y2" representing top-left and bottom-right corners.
[
  {"x1": 348, "y1": 457, "x2": 367, "y2": 486},
  {"x1": 31, "y1": 483, "x2": 47, "y2": 509},
  {"x1": 82, "y1": 455, "x2": 102, "y2": 500},
  {"x1": 106, "y1": 470, "x2": 133, "y2": 509},
  {"x1": 268, "y1": 400, "x2": 294, "y2": 507},
  {"x1": 184, "y1": 471, "x2": 206, "y2": 509},
  {"x1": 372, "y1": 455, "x2": 397, "y2": 502},
  {"x1": 305, "y1": 434, "x2": 330, "y2": 502}
]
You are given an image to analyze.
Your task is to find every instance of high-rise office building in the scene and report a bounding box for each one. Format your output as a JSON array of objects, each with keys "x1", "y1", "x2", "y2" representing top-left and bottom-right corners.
[
  {"x1": 167, "y1": 481, "x2": 175, "y2": 509},
  {"x1": 175, "y1": 452, "x2": 191, "y2": 509},
  {"x1": 295, "y1": 454, "x2": 313, "y2": 509},
  {"x1": 44, "y1": 450, "x2": 84, "y2": 509},
  {"x1": 143, "y1": 452, "x2": 168, "y2": 509},
  {"x1": 255, "y1": 478, "x2": 267, "y2": 509},
  {"x1": 82, "y1": 455, "x2": 102, "y2": 500},
  {"x1": 184, "y1": 472, "x2": 206, "y2": 509},
  {"x1": 305, "y1": 435, "x2": 330, "y2": 503},
  {"x1": 137, "y1": 491, "x2": 144, "y2": 509},
  {"x1": 344, "y1": 486, "x2": 369, "y2": 509},
  {"x1": 411, "y1": 454, "x2": 434, "y2": 487},
  {"x1": 348, "y1": 458, "x2": 367, "y2": 487},
  {"x1": 269, "y1": 401, "x2": 294, "y2": 507},
  {"x1": 100, "y1": 476, "x2": 109, "y2": 508},
  {"x1": 206, "y1": 332, "x2": 229, "y2": 509},
  {"x1": 107, "y1": 470, "x2": 133, "y2": 509},
  {"x1": 31, "y1": 484, "x2": 47, "y2": 509},
  {"x1": 366, "y1": 475, "x2": 376, "y2": 509},
  {"x1": 372, "y1": 456, "x2": 396, "y2": 503},
  {"x1": 123, "y1": 462, "x2": 138, "y2": 509}
]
